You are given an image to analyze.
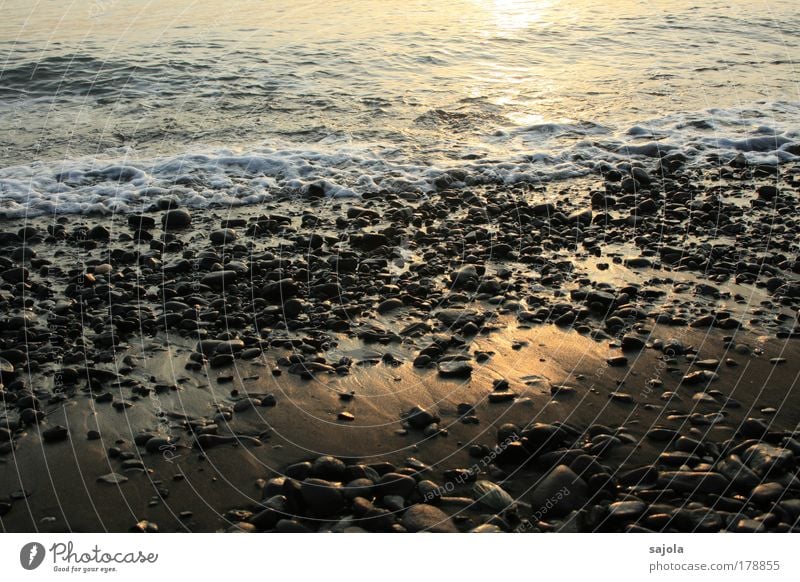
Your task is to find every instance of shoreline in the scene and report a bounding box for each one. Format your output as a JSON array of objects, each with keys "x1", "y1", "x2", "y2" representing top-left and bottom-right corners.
[{"x1": 1, "y1": 161, "x2": 799, "y2": 532}]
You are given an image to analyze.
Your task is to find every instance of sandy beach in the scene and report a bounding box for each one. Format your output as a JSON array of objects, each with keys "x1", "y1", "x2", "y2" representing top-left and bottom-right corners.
[{"x1": 1, "y1": 157, "x2": 799, "y2": 532}]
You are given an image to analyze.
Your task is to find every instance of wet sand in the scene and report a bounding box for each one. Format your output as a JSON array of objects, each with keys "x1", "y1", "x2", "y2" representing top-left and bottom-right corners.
[{"x1": 1, "y1": 160, "x2": 799, "y2": 532}]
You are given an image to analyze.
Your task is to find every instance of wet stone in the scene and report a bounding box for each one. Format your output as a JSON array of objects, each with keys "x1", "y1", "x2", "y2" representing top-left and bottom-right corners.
[
  {"x1": 97, "y1": 473, "x2": 129, "y2": 485},
  {"x1": 750, "y1": 482, "x2": 783, "y2": 505},
  {"x1": 201, "y1": 271, "x2": 238, "y2": 288},
  {"x1": 162, "y1": 209, "x2": 192, "y2": 229},
  {"x1": 528, "y1": 465, "x2": 587, "y2": 518},
  {"x1": 401, "y1": 504, "x2": 458, "y2": 533},
  {"x1": 210, "y1": 228, "x2": 237, "y2": 245},
  {"x1": 437, "y1": 360, "x2": 473, "y2": 378},
  {"x1": 405, "y1": 406, "x2": 439, "y2": 429},
  {"x1": 607, "y1": 500, "x2": 647, "y2": 523},
  {"x1": 473, "y1": 480, "x2": 515, "y2": 511},
  {"x1": 42, "y1": 425, "x2": 69, "y2": 443},
  {"x1": 742, "y1": 444, "x2": 794, "y2": 476},
  {"x1": 300, "y1": 478, "x2": 345, "y2": 516},
  {"x1": 657, "y1": 471, "x2": 729, "y2": 494}
]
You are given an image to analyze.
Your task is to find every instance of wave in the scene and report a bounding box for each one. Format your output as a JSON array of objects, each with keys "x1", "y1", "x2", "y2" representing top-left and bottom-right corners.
[{"x1": 1, "y1": 108, "x2": 798, "y2": 218}]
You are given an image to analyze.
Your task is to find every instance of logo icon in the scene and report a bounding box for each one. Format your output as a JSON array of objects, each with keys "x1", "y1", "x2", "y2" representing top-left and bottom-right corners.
[{"x1": 20, "y1": 542, "x2": 46, "y2": 570}]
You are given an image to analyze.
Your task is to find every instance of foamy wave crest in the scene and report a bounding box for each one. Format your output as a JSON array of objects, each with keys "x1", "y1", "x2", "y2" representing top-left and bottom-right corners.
[{"x1": 1, "y1": 110, "x2": 798, "y2": 218}]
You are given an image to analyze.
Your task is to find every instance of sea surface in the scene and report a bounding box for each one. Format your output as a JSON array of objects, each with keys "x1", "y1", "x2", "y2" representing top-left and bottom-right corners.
[{"x1": 0, "y1": 0, "x2": 798, "y2": 216}]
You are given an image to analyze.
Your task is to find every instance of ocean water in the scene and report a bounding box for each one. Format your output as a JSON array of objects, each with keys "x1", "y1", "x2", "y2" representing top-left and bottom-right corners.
[{"x1": 0, "y1": 0, "x2": 798, "y2": 216}]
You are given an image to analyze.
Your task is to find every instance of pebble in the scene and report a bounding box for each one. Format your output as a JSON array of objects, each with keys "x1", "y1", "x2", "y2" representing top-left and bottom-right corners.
[
  {"x1": 606, "y1": 355, "x2": 628, "y2": 367},
  {"x1": 404, "y1": 406, "x2": 440, "y2": 429},
  {"x1": 401, "y1": 504, "x2": 458, "y2": 533},
  {"x1": 473, "y1": 480, "x2": 515, "y2": 511},
  {"x1": 311, "y1": 456, "x2": 347, "y2": 481},
  {"x1": 97, "y1": 473, "x2": 129, "y2": 485},
  {"x1": 437, "y1": 360, "x2": 473, "y2": 378},
  {"x1": 620, "y1": 334, "x2": 646, "y2": 351},
  {"x1": 656, "y1": 471, "x2": 728, "y2": 494},
  {"x1": 162, "y1": 209, "x2": 192, "y2": 229},
  {"x1": 210, "y1": 228, "x2": 237, "y2": 245},
  {"x1": 742, "y1": 443, "x2": 794, "y2": 476},
  {"x1": 201, "y1": 271, "x2": 238, "y2": 288},
  {"x1": 300, "y1": 478, "x2": 345, "y2": 516},
  {"x1": 750, "y1": 482, "x2": 784, "y2": 505},
  {"x1": 607, "y1": 500, "x2": 647, "y2": 523},
  {"x1": 529, "y1": 465, "x2": 587, "y2": 517},
  {"x1": 42, "y1": 425, "x2": 69, "y2": 443},
  {"x1": 377, "y1": 473, "x2": 416, "y2": 498}
]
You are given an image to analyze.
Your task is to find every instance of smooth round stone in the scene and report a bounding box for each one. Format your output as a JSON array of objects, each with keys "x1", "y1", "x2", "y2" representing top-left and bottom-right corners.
[
  {"x1": 300, "y1": 478, "x2": 344, "y2": 516},
  {"x1": 742, "y1": 443, "x2": 794, "y2": 476},
  {"x1": 285, "y1": 462, "x2": 312, "y2": 480},
  {"x1": 672, "y1": 507, "x2": 723, "y2": 533},
  {"x1": 1, "y1": 267, "x2": 29, "y2": 283},
  {"x1": 311, "y1": 456, "x2": 347, "y2": 481},
  {"x1": 623, "y1": 257, "x2": 652, "y2": 269},
  {"x1": 201, "y1": 271, "x2": 238, "y2": 288},
  {"x1": 0, "y1": 357, "x2": 16, "y2": 382},
  {"x1": 437, "y1": 360, "x2": 473, "y2": 378},
  {"x1": 42, "y1": 425, "x2": 69, "y2": 443},
  {"x1": 609, "y1": 391, "x2": 634, "y2": 403},
  {"x1": 343, "y1": 479, "x2": 374, "y2": 500},
  {"x1": 657, "y1": 471, "x2": 729, "y2": 494},
  {"x1": 715, "y1": 455, "x2": 760, "y2": 491},
  {"x1": 214, "y1": 339, "x2": 245, "y2": 354},
  {"x1": 733, "y1": 518, "x2": 766, "y2": 533},
  {"x1": 20, "y1": 409, "x2": 44, "y2": 424},
  {"x1": 128, "y1": 215, "x2": 156, "y2": 230},
  {"x1": 233, "y1": 398, "x2": 260, "y2": 413},
  {"x1": 473, "y1": 480, "x2": 515, "y2": 511},
  {"x1": 196, "y1": 340, "x2": 222, "y2": 356},
  {"x1": 383, "y1": 495, "x2": 406, "y2": 512},
  {"x1": 607, "y1": 500, "x2": 647, "y2": 522},
  {"x1": 738, "y1": 417, "x2": 769, "y2": 438},
  {"x1": 620, "y1": 334, "x2": 645, "y2": 351},
  {"x1": 97, "y1": 472, "x2": 129, "y2": 485},
  {"x1": 88, "y1": 225, "x2": 110, "y2": 240},
  {"x1": 161, "y1": 208, "x2": 191, "y2": 229},
  {"x1": 262, "y1": 278, "x2": 299, "y2": 301},
  {"x1": 450, "y1": 265, "x2": 478, "y2": 287},
  {"x1": 12, "y1": 247, "x2": 36, "y2": 261},
  {"x1": 377, "y1": 472, "x2": 416, "y2": 498},
  {"x1": 377, "y1": 298, "x2": 404, "y2": 313},
  {"x1": 405, "y1": 406, "x2": 439, "y2": 429},
  {"x1": 401, "y1": 504, "x2": 458, "y2": 533},
  {"x1": 750, "y1": 482, "x2": 783, "y2": 505},
  {"x1": 567, "y1": 208, "x2": 592, "y2": 226},
  {"x1": 210, "y1": 229, "x2": 237, "y2": 245},
  {"x1": 209, "y1": 354, "x2": 234, "y2": 368},
  {"x1": 528, "y1": 465, "x2": 588, "y2": 517}
]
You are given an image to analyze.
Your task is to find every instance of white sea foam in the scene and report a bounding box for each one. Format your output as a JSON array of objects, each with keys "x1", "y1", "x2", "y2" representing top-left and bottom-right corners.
[{"x1": 0, "y1": 108, "x2": 797, "y2": 218}]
